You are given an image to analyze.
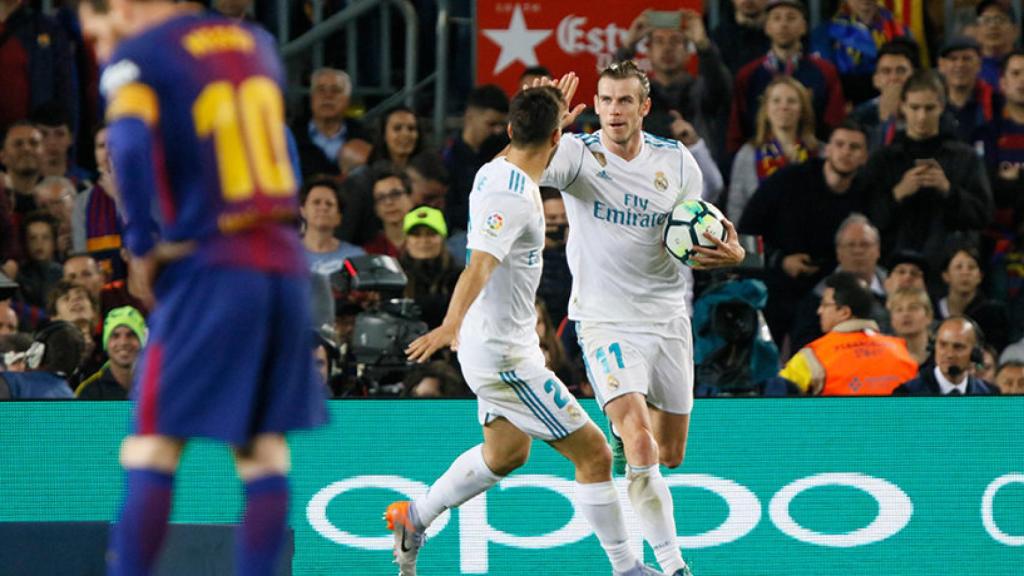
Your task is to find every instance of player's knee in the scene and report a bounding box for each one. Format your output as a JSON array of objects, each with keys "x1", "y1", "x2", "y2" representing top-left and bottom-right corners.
[
  {"x1": 586, "y1": 442, "x2": 613, "y2": 474},
  {"x1": 623, "y1": 429, "x2": 659, "y2": 460},
  {"x1": 490, "y1": 444, "x2": 530, "y2": 476},
  {"x1": 234, "y1": 434, "x2": 291, "y2": 479},
  {"x1": 120, "y1": 435, "x2": 184, "y2": 472}
]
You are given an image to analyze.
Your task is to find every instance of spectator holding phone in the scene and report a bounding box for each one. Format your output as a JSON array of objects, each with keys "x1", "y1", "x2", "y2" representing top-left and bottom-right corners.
[
  {"x1": 617, "y1": 8, "x2": 732, "y2": 159},
  {"x1": 739, "y1": 120, "x2": 871, "y2": 346},
  {"x1": 864, "y1": 69, "x2": 993, "y2": 278}
]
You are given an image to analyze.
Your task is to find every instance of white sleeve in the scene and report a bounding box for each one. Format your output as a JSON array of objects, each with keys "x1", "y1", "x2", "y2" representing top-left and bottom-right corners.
[
  {"x1": 540, "y1": 133, "x2": 585, "y2": 191},
  {"x1": 466, "y1": 189, "x2": 532, "y2": 262},
  {"x1": 677, "y1": 145, "x2": 704, "y2": 204}
]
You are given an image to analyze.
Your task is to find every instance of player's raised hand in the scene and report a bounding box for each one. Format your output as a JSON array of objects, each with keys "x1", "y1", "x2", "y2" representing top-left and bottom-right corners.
[
  {"x1": 691, "y1": 218, "x2": 745, "y2": 268},
  {"x1": 406, "y1": 322, "x2": 459, "y2": 363},
  {"x1": 554, "y1": 72, "x2": 587, "y2": 130}
]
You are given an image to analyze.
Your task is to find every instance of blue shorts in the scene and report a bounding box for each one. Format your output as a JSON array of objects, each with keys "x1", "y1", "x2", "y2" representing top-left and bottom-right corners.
[{"x1": 131, "y1": 262, "x2": 328, "y2": 445}]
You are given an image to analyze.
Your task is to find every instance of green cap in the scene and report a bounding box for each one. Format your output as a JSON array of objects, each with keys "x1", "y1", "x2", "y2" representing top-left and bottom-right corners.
[
  {"x1": 403, "y1": 206, "x2": 448, "y2": 238},
  {"x1": 102, "y1": 306, "x2": 147, "y2": 351}
]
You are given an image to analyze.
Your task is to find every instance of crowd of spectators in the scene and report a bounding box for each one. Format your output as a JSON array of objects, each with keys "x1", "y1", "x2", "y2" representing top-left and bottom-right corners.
[{"x1": 1, "y1": 0, "x2": 1023, "y2": 399}]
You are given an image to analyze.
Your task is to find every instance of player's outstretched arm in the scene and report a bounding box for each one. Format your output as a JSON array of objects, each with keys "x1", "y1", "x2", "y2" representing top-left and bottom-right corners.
[
  {"x1": 406, "y1": 250, "x2": 501, "y2": 363},
  {"x1": 690, "y1": 218, "x2": 746, "y2": 269}
]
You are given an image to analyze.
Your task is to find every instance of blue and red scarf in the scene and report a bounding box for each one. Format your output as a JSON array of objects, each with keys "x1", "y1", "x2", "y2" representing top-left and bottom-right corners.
[{"x1": 754, "y1": 139, "x2": 814, "y2": 181}]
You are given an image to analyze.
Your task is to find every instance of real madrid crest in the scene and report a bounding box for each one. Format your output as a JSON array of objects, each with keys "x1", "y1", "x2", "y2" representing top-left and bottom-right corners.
[
  {"x1": 566, "y1": 405, "x2": 582, "y2": 421},
  {"x1": 654, "y1": 171, "x2": 668, "y2": 192},
  {"x1": 607, "y1": 375, "x2": 620, "y2": 390},
  {"x1": 591, "y1": 150, "x2": 607, "y2": 167}
]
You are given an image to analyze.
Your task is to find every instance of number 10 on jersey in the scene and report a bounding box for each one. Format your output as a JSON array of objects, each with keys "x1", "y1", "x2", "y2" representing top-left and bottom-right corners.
[{"x1": 192, "y1": 76, "x2": 295, "y2": 202}]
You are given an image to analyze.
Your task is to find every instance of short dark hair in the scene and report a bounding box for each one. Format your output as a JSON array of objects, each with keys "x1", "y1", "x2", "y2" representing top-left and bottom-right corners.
[
  {"x1": 829, "y1": 118, "x2": 868, "y2": 140},
  {"x1": 824, "y1": 271, "x2": 874, "y2": 319},
  {"x1": 900, "y1": 69, "x2": 947, "y2": 105},
  {"x1": 540, "y1": 186, "x2": 562, "y2": 202},
  {"x1": 878, "y1": 38, "x2": 920, "y2": 69},
  {"x1": 407, "y1": 152, "x2": 450, "y2": 185},
  {"x1": 1001, "y1": 48, "x2": 1024, "y2": 76},
  {"x1": 35, "y1": 321, "x2": 84, "y2": 376},
  {"x1": 519, "y1": 65, "x2": 552, "y2": 80},
  {"x1": 299, "y1": 176, "x2": 345, "y2": 212},
  {"x1": 508, "y1": 86, "x2": 563, "y2": 148},
  {"x1": 21, "y1": 211, "x2": 60, "y2": 258},
  {"x1": 941, "y1": 242, "x2": 982, "y2": 272},
  {"x1": 466, "y1": 84, "x2": 510, "y2": 114},
  {"x1": 2, "y1": 120, "x2": 39, "y2": 146},
  {"x1": 370, "y1": 166, "x2": 412, "y2": 196}
]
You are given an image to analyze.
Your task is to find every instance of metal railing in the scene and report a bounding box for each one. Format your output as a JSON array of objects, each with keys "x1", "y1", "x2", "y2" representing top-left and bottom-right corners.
[{"x1": 279, "y1": 0, "x2": 418, "y2": 114}]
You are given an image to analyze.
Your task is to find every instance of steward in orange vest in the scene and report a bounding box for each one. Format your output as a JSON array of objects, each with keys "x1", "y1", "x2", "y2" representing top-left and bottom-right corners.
[
  {"x1": 779, "y1": 271, "x2": 918, "y2": 395},
  {"x1": 780, "y1": 318, "x2": 919, "y2": 395}
]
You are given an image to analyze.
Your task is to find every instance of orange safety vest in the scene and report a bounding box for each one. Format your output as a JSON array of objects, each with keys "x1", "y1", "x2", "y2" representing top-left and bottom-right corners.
[{"x1": 807, "y1": 330, "x2": 919, "y2": 396}]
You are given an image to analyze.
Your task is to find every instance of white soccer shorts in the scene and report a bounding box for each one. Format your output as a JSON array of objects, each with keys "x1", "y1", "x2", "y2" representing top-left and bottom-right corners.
[
  {"x1": 576, "y1": 317, "x2": 695, "y2": 415},
  {"x1": 461, "y1": 352, "x2": 590, "y2": 442}
]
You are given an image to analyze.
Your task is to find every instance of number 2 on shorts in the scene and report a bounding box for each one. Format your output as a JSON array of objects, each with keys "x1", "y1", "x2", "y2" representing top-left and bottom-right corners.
[{"x1": 543, "y1": 379, "x2": 569, "y2": 408}]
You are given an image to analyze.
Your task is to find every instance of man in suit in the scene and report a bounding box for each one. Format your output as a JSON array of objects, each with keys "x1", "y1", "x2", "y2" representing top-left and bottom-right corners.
[{"x1": 894, "y1": 316, "x2": 1000, "y2": 395}]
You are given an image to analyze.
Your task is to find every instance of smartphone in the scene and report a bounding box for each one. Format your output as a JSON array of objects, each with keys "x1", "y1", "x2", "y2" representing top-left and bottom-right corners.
[
  {"x1": 647, "y1": 10, "x2": 683, "y2": 30},
  {"x1": 914, "y1": 158, "x2": 940, "y2": 168}
]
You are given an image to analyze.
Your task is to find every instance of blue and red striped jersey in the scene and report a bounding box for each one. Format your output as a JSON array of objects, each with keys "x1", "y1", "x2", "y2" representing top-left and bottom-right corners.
[{"x1": 102, "y1": 9, "x2": 305, "y2": 274}]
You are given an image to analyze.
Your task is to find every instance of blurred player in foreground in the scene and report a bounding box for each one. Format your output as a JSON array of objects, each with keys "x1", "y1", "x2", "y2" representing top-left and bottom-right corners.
[
  {"x1": 80, "y1": 1, "x2": 327, "y2": 574},
  {"x1": 390, "y1": 79, "x2": 662, "y2": 576}
]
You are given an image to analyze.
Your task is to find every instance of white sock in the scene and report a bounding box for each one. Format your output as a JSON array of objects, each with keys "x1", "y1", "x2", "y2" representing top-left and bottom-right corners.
[
  {"x1": 414, "y1": 444, "x2": 502, "y2": 528},
  {"x1": 575, "y1": 481, "x2": 637, "y2": 573},
  {"x1": 627, "y1": 464, "x2": 685, "y2": 574}
]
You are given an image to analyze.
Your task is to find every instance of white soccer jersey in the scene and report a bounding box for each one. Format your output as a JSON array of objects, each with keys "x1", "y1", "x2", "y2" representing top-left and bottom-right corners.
[
  {"x1": 458, "y1": 158, "x2": 546, "y2": 370},
  {"x1": 541, "y1": 131, "x2": 703, "y2": 322}
]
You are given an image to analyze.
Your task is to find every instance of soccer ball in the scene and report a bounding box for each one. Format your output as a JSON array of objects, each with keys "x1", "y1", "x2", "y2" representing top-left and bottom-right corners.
[{"x1": 663, "y1": 199, "x2": 727, "y2": 266}]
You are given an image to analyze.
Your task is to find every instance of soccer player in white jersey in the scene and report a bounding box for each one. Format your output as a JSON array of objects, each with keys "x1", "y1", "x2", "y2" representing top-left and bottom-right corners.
[
  {"x1": 386, "y1": 83, "x2": 662, "y2": 576},
  {"x1": 539, "y1": 61, "x2": 746, "y2": 576}
]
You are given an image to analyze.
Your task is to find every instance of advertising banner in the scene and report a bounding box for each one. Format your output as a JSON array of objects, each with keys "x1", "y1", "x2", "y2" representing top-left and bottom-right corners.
[
  {"x1": 475, "y1": 1, "x2": 702, "y2": 98},
  {"x1": 1, "y1": 399, "x2": 1022, "y2": 575}
]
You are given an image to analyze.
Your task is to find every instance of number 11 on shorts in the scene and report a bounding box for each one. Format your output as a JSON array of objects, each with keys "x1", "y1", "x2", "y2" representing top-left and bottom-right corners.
[{"x1": 595, "y1": 342, "x2": 625, "y2": 373}]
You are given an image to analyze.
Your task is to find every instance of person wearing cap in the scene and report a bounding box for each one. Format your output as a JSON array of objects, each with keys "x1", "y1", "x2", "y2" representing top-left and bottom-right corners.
[
  {"x1": 398, "y1": 205, "x2": 462, "y2": 328},
  {"x1": 976, "y1": 0, "x2": 1020, "y2": 90},
  {"x1": 75, "y1": 306, "x2": 146, "y2": 400},
  {"x1": 810, "y1": 0, "x2": 913, "y2": 105},
  {"x1": 883, "y1": 248, "x2": 929, "y2": 294},
  {"x1": 0, "y1": 320, "x2": 83, "y2": 399},
  {"x1": 727, "y1": 0, "x2": 847, "y2": 154},
  {"x1": 937, "y1": 36, "x2": 994, "y2": 142}
]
